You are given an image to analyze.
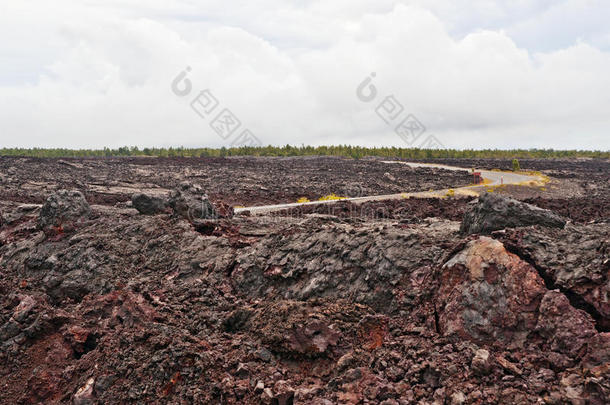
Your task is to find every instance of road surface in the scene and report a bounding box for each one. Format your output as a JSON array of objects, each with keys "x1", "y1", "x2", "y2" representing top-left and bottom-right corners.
[
  {"x1": 234, "y1": 161, "x2": 543, "y2": 215},
  {"x1": 396, "y1": 162, "x2": 536, "y2": 186}
]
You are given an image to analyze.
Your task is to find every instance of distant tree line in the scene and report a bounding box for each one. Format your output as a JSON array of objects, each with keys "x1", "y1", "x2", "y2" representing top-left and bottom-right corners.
[{"x1": 0, "y1": 145, "x2": 608, "y2": 159}]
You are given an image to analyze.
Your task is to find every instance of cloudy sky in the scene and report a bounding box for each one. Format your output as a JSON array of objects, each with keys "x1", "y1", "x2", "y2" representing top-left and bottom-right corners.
[{"x1": 1, "y1": 0, "x2": 609, "y2": 150}]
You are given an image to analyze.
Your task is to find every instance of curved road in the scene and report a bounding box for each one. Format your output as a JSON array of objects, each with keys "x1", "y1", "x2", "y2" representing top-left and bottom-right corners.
[
  {"x1": 397, "y1": 162, "x2": 538, "y2": 186},
  {"x1": 234, "y1": 162, "x2": 543, "y2": 215}
]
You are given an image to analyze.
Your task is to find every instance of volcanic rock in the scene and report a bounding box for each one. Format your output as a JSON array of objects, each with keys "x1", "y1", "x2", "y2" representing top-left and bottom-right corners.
[
  {"x1": 131, "y1": 193, "x2": 168, "y2": 215},
  {"x1": 535, "y1": 290, "x2": 596, "y2": 357},
  {"x1": 245, "y1": 301, "x2": 344, "y2": 357},
  {"x1": 450, "y1": 391, "x2": 466, "y2": 404},
  {"x1": 0, "y1": 295, "x2": 62, "y2": 348},
  {"x1": 73, "y1": 377, "x2": 95, "y2": 405},
  {"x1": 272, "y1": 380, "x2": 295, "y2": 405},
  {"x1": 582, "y1": 333, "x2": 610, "y2": 369},
  {"x1": 498, "y1": 224, "x2": 610, "y2": 331},
  {"x1": 437, "y1": 236, "x2": 602, "y2": 367},
  {"x1": 437, "y1": 236, "x2": 547, "y2": 345},
  {"x1": 39, "y1": 190, "x2": 91, "y2": 232},
  {"x1": 1, "y1": 156, "x2": 608, "y2": 404},
  {"x1": 581, "y1": 333, "x2": 610, "y2": 403},
  {"x1": 233, "y1": 218, "x2": 457, "y2": 312},
  {"x1": 168, "y1": 182, "x2": 217, "y2": 220},
  {"x1": 471, "y1": 349, "x2": 492, "y2": 375},
  {"x1": 460, "y1": 192, "x2": 566, "y2": 235},
  {"x1": 1, "y1": 204, "x2": 39, "y2": 226},
  {"x1": 287, "y1": 320, "x2": 341, "y2": 355}
]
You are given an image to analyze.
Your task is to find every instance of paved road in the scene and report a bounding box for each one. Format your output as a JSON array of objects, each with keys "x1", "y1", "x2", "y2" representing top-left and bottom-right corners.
[
  {"x1": 234, "y1": 162, "x2": 542, "y2": 215},
  {"x1": 394, "y1": 162, "x2": 537, "y2": 186}
]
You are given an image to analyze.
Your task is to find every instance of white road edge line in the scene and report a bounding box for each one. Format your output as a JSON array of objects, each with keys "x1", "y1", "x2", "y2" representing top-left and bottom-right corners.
[{"x1": 234, "y1": 162, "x2": 543, "y2": 215}]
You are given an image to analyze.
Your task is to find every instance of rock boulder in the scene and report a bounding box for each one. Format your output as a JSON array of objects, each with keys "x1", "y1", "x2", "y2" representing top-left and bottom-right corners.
[
  {"x1": 498, "y1": 224, "x2": 609, "y2": 331},
  {"x1": 437, "y1": 236, "x2": 547, "y2": 346},
  {"x1": 437, "y1": 236, "x2": 598, "y2": 358},
  {"x1": 460, "y1": 192, "x2": 566, "y2": 235},
  {"x1": 535, "y1": 290, "x2": 596, "y2": 357},
  {"x1": 168, "y1": 182, "x2": 217, "y2": 221},
  {"x1": 131, "y1": 193, "x2": 168, "y2": 215},
  {"x1": 39, "y1": 190, "x2": 91, "y2": 233}
]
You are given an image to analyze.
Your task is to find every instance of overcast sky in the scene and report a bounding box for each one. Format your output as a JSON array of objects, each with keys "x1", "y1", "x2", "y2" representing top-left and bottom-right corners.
[{"x1": 1, "y1": 1, "x2": 609, "y2": 150}]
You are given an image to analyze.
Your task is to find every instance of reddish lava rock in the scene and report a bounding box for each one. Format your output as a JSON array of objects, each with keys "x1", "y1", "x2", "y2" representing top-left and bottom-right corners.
[
  {"x1": 38, "y1": 189, "x2": 91, "y2": 234},
  {"x1": 357, "y1": 315, "x2": 389, "y2": 350},
  {"x1": 437, "y1": 237, "x2": 547, "y2": 346},
  {"x1": 0, "y1": 157, "x2": 608, "y2": 404}
]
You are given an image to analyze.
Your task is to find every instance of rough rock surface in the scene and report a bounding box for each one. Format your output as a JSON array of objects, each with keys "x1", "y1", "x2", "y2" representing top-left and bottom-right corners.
[
  {"x1": 471, "y1": 349, "x2": 492, "y2": 375},
  {"x1": 131, "y1": 193, "x2": 168, "y2": 215},
  {"x1": 523, "y1": 196, "x2": 610, "y2": 223},
  {"x1": 232, "y1": 218, "x2": 458, "y2": 313},
  {"x1": 438, "y1": 237, "x2": 599, "y2": 357},
  {"x1": 498, "y1": 224, "x2": 609, "y2": 331},
  {"x1": 0, "y1": 157, "x2": 608, "y2": 404},
  {"x1": 437, "y1": 237, "x2": 548, "y2": 346},
  {"x1": 38, "y1": 190, "x2": 91, "y2": 233},
  {"x1": 0, "y1": 205, "x2": 608, "y2": 404},
  {"x1": 535, "y1": 290, "x2": 597, "y2": 357},
  {"x1": 273, "y1": 196, "x2": 475, "y2": 223},
  {"x1": 460, "y1": 192, "x2": 566, "y2": 235},
  {"x1": 168, "y1": 182, "x2": 217, "y2": 220},
  {"x1": 0, "y1": 156, "x2": 474, "y2": 207}
]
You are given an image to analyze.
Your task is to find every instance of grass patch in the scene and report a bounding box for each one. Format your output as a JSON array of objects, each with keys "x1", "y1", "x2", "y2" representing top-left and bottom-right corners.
[{"x1": 318, "y1": 193, "x2": 346, "y2": 201}]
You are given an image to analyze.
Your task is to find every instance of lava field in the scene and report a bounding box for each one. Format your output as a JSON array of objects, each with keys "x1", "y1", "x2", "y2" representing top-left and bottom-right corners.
[{"x1": 0, "y1": 156, "x2": 608, "y2": 404}]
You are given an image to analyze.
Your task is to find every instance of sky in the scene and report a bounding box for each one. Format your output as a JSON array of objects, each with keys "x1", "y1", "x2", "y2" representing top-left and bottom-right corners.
[{"x1": 1, "y1": 0, "x2": 609, "y2": 150}]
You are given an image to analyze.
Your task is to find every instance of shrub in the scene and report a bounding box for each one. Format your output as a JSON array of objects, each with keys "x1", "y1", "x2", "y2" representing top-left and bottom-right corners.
[
  {"x1": 318, "y1": 193, "x2": 346, "y2": 201},
  {"x1": 512, "y1": 159, "x2": 521, "y2": 171}
]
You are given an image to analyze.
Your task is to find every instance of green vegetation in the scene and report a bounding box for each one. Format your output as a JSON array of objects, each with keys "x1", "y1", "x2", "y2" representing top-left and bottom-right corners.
[
  {"x1": 0, "y1": 145, "x2": 608, "y2": 159},
  {"x1": 512, "y1": 158, "x2": 521, "y2": 171}
]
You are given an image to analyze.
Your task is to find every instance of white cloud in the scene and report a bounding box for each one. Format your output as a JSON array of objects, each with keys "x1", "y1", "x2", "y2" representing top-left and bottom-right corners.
[{"x1": 0, "y1": 0, "x2": 609, "y2": 149}]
